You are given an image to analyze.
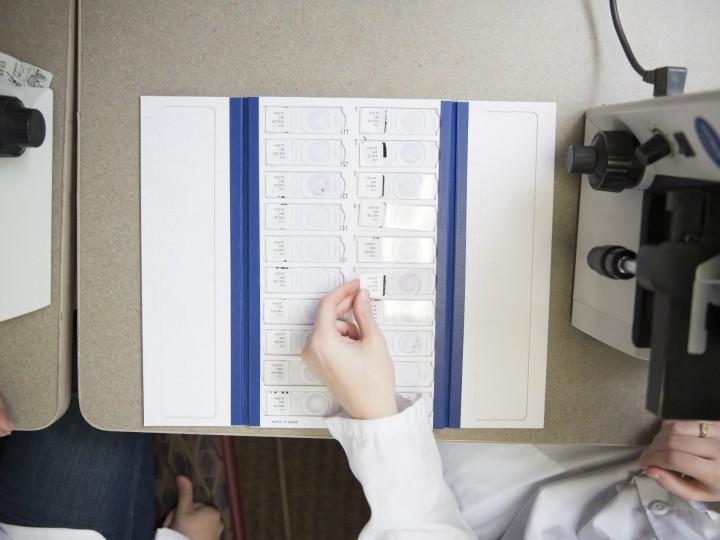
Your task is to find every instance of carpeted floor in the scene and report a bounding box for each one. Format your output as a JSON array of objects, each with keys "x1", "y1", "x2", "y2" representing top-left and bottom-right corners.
[{"x1": 154, "y1": 434, "x2": 369, "y2": 539}]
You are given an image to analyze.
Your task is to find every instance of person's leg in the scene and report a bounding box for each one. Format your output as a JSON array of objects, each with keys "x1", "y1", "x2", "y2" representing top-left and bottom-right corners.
[{"x1": 0, "y1": 395, "x2": 155, "y2": 540}]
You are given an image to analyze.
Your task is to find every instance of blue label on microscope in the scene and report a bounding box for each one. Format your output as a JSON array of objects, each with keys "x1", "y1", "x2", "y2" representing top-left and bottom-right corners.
[{"x1": 695, "y1": 117, "x2": 720, "y2": 168}]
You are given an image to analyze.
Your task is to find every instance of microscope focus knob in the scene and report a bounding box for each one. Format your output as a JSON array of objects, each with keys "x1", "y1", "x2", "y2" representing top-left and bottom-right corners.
[
  {"x1": 0, "y1": 95, "x2": 46, "y2": 157},
  {"x1": 566, "y1": 145, "x2": 598, "y2": 175},
  {"x1": 636, "y1": 133, "x2": 672, "y2": 166},
  {"x1": 587, "y1": 245, "x2": 637, "y2": 280},
  {"x1": 565, "y1": 130, "x2": 644, "y2": 193}
]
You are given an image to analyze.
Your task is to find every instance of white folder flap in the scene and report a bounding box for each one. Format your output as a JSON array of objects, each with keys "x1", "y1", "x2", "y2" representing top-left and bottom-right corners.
[
  {"x1": 140, "y1": 96, "x2": 231, "y2": 426},
  {"x1": 460, "y1": 101, "x2": 555, "y2": 429}
]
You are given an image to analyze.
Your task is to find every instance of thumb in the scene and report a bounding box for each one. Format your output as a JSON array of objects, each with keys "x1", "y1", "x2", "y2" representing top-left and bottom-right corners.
[
  {"x1": 162, "y1": 509, "x2": 175, "y2": 527},
  {"x1": 175, "y1": 475, "x2": 194, "y2": 513},
  {"x1": 646, "y1": 466, "x2": 711, "y2": 502},
  {"x1": 0, "y1": 399, "x2": 14, "y2": 434},
  {"x1": 352, "y1": 289, "x2": 379, "y2": 339}
]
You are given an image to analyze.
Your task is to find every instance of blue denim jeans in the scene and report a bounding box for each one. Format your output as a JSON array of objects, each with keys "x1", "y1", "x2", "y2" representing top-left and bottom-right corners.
[{"x1": 0, "y1": 395, "x2": 156, "y2": 540}]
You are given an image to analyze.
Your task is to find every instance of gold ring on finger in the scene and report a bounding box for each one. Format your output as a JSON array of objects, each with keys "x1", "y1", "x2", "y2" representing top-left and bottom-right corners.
[{"x1": 699, "y1": 422, "x2": 709, "y2": 438}]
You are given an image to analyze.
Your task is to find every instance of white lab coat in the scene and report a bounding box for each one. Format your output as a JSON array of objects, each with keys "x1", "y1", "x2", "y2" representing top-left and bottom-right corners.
[
  {"x1": 327, "y1": 398, "x2": 720, "y2": 540},
  {"x1": 0, "y1": 525, "x2": 187, "y2": 540}
]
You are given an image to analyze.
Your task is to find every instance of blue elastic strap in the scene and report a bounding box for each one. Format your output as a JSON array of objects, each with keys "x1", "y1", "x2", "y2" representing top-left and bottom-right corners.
[
  {"x1": 229, "y1": 97, "x2": 246, "y2": 425},
  {"x1": 433, "y1": 101, "x2": 458, "y2": 429},
  {"x1": 229, "y1": 97, "x2": 261, "y2": 426},
  {"x1": 449, "y1": 101, "x2": 469, "y2": 428},
  {"x1": 245, "y1": 98, "x2": 261, "y2": 426}
]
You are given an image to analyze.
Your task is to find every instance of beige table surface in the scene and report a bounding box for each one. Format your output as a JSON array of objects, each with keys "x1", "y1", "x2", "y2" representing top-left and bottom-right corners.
[
  {"x1": 78, "y1": 0, "x2": 720, "y2": 443},
  {"x1": 0, "y1": 0, "x2": 75, "y2": 430}
]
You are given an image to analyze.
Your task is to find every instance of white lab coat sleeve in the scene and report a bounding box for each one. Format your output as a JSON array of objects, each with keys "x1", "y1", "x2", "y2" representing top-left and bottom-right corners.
[
  {"x1": 154, "y1": 528, "x2": 190, "y2": 540},
  {"x1": 0, "y1": 524, "x2": 190, "y2": 540},
  {"x1": 326, "y1": 397, "x2": 475, "y2": 540}
]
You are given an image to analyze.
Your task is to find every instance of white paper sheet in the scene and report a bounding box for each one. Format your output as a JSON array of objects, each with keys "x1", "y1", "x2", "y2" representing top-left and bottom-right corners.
[{"x1": 0, "y1": 51, "x2": 52, "y2": 88}]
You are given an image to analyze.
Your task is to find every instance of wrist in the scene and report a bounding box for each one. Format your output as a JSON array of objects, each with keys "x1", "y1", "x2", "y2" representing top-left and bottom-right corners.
[{"x1": 352, "y1": 397, "x2": 398, "y2": 420}]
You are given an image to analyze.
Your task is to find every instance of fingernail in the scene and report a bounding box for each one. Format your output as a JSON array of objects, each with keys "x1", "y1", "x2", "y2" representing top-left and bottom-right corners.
[
  {"x1": 646, "y1": 470, "x2": 661, "y2": 480},
  {"x1": 359, "y1": 289, "x2": 370, "y2": 302}
]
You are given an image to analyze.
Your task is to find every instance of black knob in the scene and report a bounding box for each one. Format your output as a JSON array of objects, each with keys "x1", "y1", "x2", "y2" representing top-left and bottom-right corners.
[
  {"x1": 587, "y1": 245, "x2": 636, "y2": 280},
  {"x1": 566, "y1": 145, "x2": 598, "y2": 175},
  {"x1": 636, "y1": 133, "x2": 672, "y2": 166},
  {"x1": 566, "y1": 130, "x2": 645, "y2": 193},
  {"x1": 0, "y1": 95, "x2": 46, "y2": 157}
]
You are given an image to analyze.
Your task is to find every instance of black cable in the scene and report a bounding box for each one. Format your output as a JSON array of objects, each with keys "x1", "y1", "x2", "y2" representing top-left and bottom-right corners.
[{"x1": 609, "y1": 0, "x2": 654, "y2": 83}]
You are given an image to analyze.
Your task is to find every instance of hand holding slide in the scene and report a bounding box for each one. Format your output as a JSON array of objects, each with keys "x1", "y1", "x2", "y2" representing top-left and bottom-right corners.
[{"x1": 302, "y1": 280, "x2": 398, "y2": 420}]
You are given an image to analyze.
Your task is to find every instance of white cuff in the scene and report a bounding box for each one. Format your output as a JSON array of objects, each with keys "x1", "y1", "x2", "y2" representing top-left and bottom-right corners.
[
  {"x1": 155, "y1": 527, "x2": 191, "y2": 540},
  {"x1": 325, "y1": 395, "x2": 474, "y2": 537},
  {"x1": 326, "y1": 395, "x2": 427, "y2": 441}
]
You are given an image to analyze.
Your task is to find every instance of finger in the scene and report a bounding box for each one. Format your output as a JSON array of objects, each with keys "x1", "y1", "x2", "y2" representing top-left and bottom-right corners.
[
  {"x1": 646, "y1": 466, "x2": 715, "y2": 502},
  {"x1": 0, "y1": 402, "x2": 14, "y2": 434},
  {"x1": 315, "y1": 280, "x2": 361, "y2": 330},
  {"x1": 175, "y1": 475, "x2": 194, "y2": 513},
  {"x1": 660, "y1": 420, "x2": 720, "y2": 439},
  {"x1": 335, "y1": 320, "x2": 361, "y2": 340},
  {"x1": 647, "y1": 434, "x2": 720, "y2": 460},
  {"x1": 352, "y1": 288, "x2": 379, "y2": 339},
  {"x1": 162, "y1": 510, "x2": 175, "y2": 527},
  {"x1": 639, "y1": 449, "x2": 714, "y2": 480},
  {"x1": 336, "y1": 294, "x2": 355, "y2": 319}
]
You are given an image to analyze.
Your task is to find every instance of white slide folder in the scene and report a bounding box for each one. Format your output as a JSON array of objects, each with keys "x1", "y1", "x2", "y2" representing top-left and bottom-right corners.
[
  {"x1": 458, "y1": 102, "x2": 555, "y2": 428},
  {"x1": 140, "y1": 97, "x2": 232, "y2": 426}
]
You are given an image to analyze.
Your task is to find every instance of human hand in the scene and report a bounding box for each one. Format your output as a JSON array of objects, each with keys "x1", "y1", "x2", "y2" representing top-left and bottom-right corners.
[
  {"x1": 640, "y1": 420, "x2": 720, "y2": 502},
  {"x1": 163, "y1": 476, "x2": 224, "y2": 540},
  {"x1": 302, "y1": 279, "x2": 397, "y2": 420},
  {"x1": 0, "y1": 395, "x2": 14, "y2": 437}
]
